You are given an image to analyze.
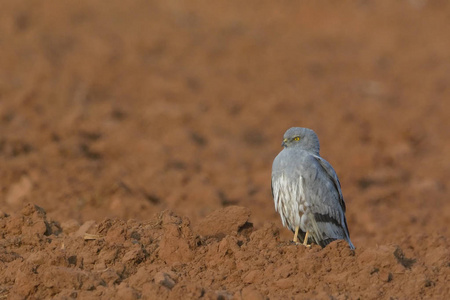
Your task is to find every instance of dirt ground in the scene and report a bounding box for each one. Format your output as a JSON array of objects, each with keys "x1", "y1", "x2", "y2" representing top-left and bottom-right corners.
[{"x1": 1, "y1": 1, "x2": 449, "y2": 299}]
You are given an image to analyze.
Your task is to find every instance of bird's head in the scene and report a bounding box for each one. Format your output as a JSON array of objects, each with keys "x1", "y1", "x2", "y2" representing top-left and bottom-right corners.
[{"x1": 282, "y1": 127, "x2": 320, "y2": 154}]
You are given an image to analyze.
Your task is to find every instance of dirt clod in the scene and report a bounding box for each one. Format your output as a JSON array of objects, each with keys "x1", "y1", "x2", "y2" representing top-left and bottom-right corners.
[{"x1": 0, "y1": 204, "x2": 449, "y2": 299}]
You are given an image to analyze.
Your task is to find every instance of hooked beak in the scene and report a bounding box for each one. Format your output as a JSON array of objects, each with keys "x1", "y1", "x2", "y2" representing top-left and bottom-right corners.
[{"x1": 281, "y1": 138, "x2": 287, "y2": 147}]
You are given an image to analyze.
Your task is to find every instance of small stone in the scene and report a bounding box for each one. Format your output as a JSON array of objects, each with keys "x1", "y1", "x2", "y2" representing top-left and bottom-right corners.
[
  {"x1": 154, "y1": 272, "x2": 176, "y2": 290},
  {"x1": 75, "y1": 220, "x2": 96, "y2": 238}
]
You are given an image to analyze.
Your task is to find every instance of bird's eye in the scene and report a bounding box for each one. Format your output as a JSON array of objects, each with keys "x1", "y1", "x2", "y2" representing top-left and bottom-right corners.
[{"x1": 294, "y1": 137, "x2": 300, "y2": 141}]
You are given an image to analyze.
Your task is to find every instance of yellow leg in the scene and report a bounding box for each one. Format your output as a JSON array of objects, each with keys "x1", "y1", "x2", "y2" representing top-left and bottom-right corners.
[
  {"x1": 302, "y1": 231, "x2": 310, "y2": 247},
  {"x1": 293, "y1": 226, "x2": 299, "y2": 243}
]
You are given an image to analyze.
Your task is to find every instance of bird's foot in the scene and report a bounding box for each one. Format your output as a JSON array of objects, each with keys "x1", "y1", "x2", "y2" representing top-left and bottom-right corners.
[
  {"x1": 292, "y1": 226, "x2": 300, "y2": 243},
  {"x1": 302, "y1": 231, "x2": 311, "y2": 248},
  {"x1": 290, "y1": 241, "x2": 311, "y2": 247}
]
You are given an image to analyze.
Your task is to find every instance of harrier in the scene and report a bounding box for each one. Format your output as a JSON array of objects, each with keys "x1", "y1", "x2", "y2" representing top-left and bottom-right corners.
[{"x1": 271, "y1": 127, "x2": 354, "y2": 249}]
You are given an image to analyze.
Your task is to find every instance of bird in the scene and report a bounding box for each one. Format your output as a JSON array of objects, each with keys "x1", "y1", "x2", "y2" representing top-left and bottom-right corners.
[{"x1": 271, "y1": 127, "x2": 354, "y2": 249}]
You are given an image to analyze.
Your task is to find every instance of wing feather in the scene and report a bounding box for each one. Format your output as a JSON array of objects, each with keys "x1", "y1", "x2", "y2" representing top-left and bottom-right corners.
[{"x1": 304, "y1": 155, "x2": 354, "y2": 249}]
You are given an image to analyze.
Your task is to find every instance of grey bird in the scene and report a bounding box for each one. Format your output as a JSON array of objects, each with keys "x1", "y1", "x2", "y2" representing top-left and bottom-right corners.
[{"x1": 271, "y1": 127, "x2": 354, "y2": 249}]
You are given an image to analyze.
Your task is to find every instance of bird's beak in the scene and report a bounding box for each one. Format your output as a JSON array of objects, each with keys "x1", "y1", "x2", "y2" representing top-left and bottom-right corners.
[{"x1": 281, "y1": 139, "x2": 287, "y2": 147}]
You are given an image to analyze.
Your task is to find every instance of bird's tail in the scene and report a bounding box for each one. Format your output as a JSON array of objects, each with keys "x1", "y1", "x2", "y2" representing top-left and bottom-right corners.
[{"x1": 309, "y1": 213, "x2": 355, "y2": 250}]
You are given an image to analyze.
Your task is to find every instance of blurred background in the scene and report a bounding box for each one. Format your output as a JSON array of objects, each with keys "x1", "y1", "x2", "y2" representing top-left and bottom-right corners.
[{"x1": 1, "y1": 0, "x2": 449, "y2": 247}]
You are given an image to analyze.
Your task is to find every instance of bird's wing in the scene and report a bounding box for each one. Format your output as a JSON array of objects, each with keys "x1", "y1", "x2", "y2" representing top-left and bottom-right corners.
[
  {"x1": 304, "y1": 155, "x2": 354, "y2": 248},
  {"x1": 312, "y1": 155, "x2": 346, "y2": 212}
]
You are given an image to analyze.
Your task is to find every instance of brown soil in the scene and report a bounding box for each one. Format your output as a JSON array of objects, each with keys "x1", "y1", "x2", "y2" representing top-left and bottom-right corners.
[{"x1": 1, "y1": 1, "x2": 449, "y2": 299}]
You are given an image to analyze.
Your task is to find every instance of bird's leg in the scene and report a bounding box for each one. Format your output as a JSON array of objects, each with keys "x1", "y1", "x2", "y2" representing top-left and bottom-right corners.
[
  {"x1": 302, "y1": 231, "x2": 311, "y2": 248},
  {"x1": 293, "y1": 226, "x2": 299, "y2": 243}
]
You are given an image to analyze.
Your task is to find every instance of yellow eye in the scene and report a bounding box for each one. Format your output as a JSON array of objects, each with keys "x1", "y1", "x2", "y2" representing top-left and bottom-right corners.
[{"x1": 294, "y1": 137, "x2": 300, "y2": 141}]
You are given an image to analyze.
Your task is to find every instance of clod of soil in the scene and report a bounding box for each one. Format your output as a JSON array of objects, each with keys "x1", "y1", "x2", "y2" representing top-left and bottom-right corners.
[{"x1": 0, "y1": 204, "x2": 448, "y2": 299}]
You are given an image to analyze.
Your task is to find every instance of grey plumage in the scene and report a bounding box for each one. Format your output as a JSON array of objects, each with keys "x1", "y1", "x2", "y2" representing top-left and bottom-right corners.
[{"x1": 271, "y1": 127, "x2": 354, "y2": 249}]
